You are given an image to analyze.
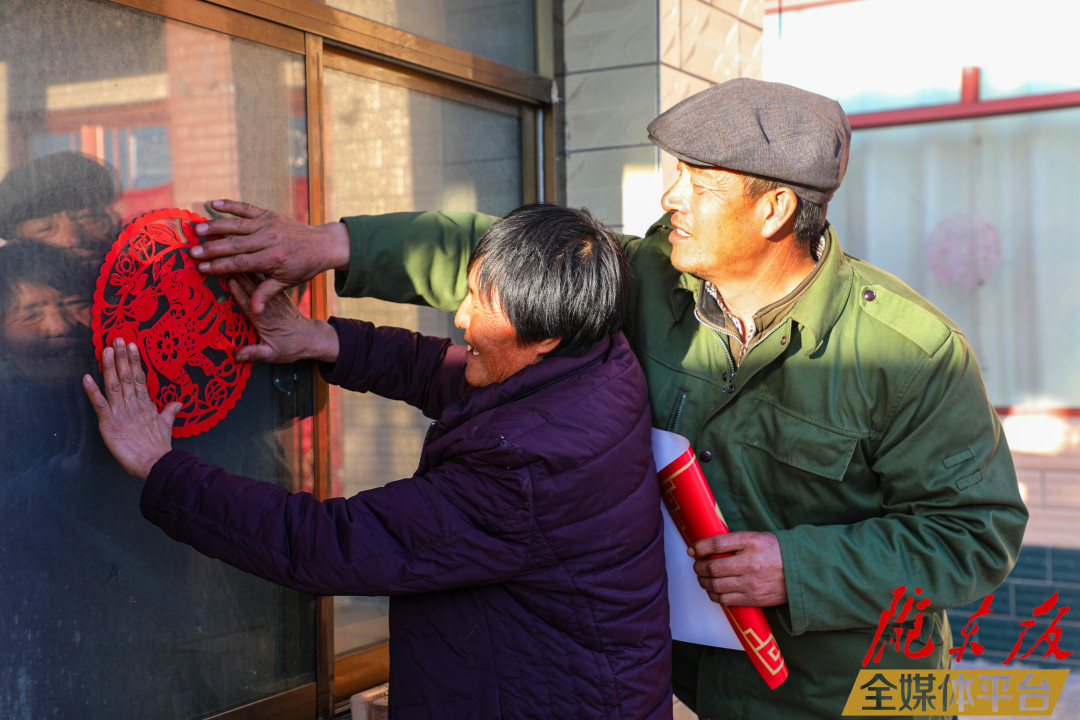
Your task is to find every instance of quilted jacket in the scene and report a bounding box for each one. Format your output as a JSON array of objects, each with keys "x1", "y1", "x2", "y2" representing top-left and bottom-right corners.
[{"x1": 141, "y1": 319, "x2": 672, "y2": 719}]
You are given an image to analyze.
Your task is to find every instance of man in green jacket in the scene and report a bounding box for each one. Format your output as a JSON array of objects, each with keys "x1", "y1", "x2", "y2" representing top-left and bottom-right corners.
[{"x1": 190, "y1": 78, "x2": 1027, "y2": 719}]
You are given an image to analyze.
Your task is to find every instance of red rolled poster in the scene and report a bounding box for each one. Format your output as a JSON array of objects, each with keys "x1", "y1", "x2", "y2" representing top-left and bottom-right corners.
[{"x1": 653, "y1": 428, "x2": 788, "y2": 689}]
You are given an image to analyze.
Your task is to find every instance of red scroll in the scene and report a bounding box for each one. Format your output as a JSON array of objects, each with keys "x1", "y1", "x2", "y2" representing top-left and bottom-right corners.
[
  {"x1": 653, "y1": 428, "x2": 788, "y2": 689},
  {"x1": 92, "y1": 208, "x2": 256, "y2": 438}
]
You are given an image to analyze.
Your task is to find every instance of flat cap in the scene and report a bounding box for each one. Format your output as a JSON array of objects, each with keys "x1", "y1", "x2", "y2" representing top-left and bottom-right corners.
[
  {"x1": 0, "y1": 151, "x2": 120, "y2": 240},
  {"x1": 648, "y1": 78, "x2": 851, "y2": 204}
]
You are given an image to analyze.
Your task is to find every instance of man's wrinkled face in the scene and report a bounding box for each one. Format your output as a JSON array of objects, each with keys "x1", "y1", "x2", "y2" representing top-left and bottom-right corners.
[
  {"x1": 660, "y1": 161, "x2": 762, "y2": 283},
  {"x1": 15, "y1": 204, "x2": 118, "y2": 257},
  {"x1": 1, "y1": 280, "x2": 92, "y2": 383}
]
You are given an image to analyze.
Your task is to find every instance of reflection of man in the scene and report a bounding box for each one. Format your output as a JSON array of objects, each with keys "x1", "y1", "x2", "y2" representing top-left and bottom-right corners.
[
  {"x1": 0, "y1": 151, "x2": 121, "y2": 258},
  {"x1": 189, "y1": 78, "x2": 1027, "y2": 719}
]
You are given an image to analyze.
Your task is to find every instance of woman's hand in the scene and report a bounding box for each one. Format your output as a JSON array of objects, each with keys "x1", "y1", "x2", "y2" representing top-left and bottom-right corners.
[
  {"x1": 82, "y1": 338, "x2": 179, "y2": 480},
  {"x1": 228, "y1": 274, "x2": 340, "y2": 364}
]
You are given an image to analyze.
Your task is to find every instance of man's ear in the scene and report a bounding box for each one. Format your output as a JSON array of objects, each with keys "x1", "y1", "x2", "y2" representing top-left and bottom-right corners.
[{"x1": 760, "y1": 187, "x2": 798, "y2": 238}]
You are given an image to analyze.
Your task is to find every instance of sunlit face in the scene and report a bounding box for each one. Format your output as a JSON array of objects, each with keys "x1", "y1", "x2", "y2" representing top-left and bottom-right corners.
[
  {"x1": 1, "y1": 281, "x2": 92, "y2": 383},
  {"x1": 660, "y1": 161, "x2": 763, "y2": 284},
  {"x1": 453, "y1": 267, "x2": 556, "y2": 388}
]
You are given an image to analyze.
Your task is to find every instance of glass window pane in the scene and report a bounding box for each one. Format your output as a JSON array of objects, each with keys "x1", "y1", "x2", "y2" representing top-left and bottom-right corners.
[
  {"x1": 324, "y1": 66, "x2": 522, "y2": 654},
  {"x1": 326, "y1": 0, "x2": 536, "y2": 72},
  {"x1": 0, "y1": 1, "x2": 315, "y2": 716},
  {"x1": 829, "y1": 108, "x2": 1080, "y2": 408}
]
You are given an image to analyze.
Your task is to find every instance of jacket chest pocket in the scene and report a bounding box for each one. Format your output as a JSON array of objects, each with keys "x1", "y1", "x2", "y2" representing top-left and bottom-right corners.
[
  {"x1": 738, "y1": 404, "x2": 863, "y2": 482},
  {"x1": 734, "y1": 408, "x2": 872, "y2": 528},
  {"x1": 664, "y1": 387, "x2": 691, "y2": 432}
]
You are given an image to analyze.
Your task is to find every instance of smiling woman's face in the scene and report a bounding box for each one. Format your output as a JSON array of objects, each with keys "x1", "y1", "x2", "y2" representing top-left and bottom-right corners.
[
  {"x1": 453, "y1": 267, "x2": 558, "y2": 388},
  {"x1": 1, "y1": 280, "x2": 92, "y2": 383}
]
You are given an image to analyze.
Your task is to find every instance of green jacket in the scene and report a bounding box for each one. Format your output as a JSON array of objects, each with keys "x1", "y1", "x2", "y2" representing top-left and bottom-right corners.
[{"x1": 339, "y1": 210, "x2": 1027, "y2": 720}]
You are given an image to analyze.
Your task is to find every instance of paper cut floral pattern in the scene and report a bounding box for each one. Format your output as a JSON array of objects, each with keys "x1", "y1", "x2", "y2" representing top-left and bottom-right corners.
[{"x1": 92, "y1": 208, "x2": 256, "y2": 438}]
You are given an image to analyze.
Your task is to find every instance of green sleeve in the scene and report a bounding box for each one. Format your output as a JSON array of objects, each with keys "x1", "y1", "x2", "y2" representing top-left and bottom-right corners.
[
  {"x1": 335, "y1": 210, "x2": 661, "y2": 310},
  {"x1": 776, "y1": 333, "x2": 1027, "y2": 634},
  {"x1": 336, "y1": 211, "x2": 500, "y2": 311}
]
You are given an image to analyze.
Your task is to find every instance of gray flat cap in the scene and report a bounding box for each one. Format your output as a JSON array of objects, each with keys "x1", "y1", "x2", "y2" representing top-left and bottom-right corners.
[
  {"x1": 648, "y1": 78, "x2": 851, "y2": 204},
  {"x1": 0, "y1": 151, "x2": 120, "y2": 239}
]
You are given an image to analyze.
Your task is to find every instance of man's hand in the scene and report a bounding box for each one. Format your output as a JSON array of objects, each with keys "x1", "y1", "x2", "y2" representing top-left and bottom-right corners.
[
  {"x1": 689, "y1": 530, "x2": 788, "y2": 607},
  {"x1": 191, "y1": 199, "x2": 351, "y2": 314},
  {"x1": 82, "y1": 338, "x2": 180, "y2": 480},
  {"x1": 228, "y1": 274, "x2": 340, "y2": 365}
]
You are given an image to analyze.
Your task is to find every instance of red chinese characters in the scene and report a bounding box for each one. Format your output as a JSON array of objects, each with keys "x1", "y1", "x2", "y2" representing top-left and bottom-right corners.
[
  {"x1": 1005, "y1": 591, "x2": 1074, "y2": 664},
  {"x1": 864, "y1": 586, "x2": 1074, "y2": 668},
  {"x1": 949, "y1": 594, "x2": 994, "y2": 662},
  {"x1": 92, "y1": 208, "x2": 256, "y2": 438},
  {"x1": 864, "y1": 586, "x2": 936, "y2": 667}
]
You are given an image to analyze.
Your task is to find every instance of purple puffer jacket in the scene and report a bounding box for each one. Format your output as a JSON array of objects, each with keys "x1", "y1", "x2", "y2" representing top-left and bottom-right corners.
[{"x1": 141, "y1": 319, "x2": 672, "y2": 719}]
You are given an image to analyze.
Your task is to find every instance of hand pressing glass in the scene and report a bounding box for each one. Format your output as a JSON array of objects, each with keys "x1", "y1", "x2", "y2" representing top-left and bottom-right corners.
[{"x1": 82, "y1": 337, "x2": 179, "y2": 479}]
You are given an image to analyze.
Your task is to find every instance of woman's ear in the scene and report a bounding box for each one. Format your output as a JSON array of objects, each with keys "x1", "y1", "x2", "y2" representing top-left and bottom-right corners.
[{"x1": 535, "y1": 336, "x2": 561, "y2": 357}]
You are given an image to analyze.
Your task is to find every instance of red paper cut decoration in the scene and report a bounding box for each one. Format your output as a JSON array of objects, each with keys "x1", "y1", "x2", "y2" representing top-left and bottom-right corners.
[{"x1": 92, "y1": 208, "x2": 256, "y2": 438}]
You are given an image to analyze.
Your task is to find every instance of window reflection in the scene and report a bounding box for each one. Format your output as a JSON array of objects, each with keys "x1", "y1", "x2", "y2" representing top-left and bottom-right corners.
[
  {"x1": 0, "y1": 1, "x2": 314, "y2": 716},
  {"x1": 0, "y1": 243, "x2": 95, "y2": 386},
  {"x1": 0, "y1": 151, "x2": 120, "y2": 258}
]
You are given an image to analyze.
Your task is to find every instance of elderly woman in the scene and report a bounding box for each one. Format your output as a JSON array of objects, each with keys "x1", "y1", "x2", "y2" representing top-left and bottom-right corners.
[{"x1": 84, "y1": 203, "x2": 672, "y2": 719}]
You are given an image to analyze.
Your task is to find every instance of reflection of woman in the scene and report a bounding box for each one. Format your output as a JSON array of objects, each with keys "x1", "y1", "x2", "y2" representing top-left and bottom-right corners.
[
  {"x1": 86, "y1": 204, "x2": 672, "y2": 719},
  {"x1": 0, "y1": 241, "x2": 205, "y2": 716},
  {"x1": 0, "y1": 242, "x2": 97, "y2": 476}
]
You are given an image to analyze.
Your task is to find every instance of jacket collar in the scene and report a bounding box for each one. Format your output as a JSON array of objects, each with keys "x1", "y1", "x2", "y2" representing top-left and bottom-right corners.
[
  {"x1": 438, "y1": 335, "x2": 615, "y2": 432},
  {"x1": 786, "y1": 224, "x2": 852, "y2": 354}
]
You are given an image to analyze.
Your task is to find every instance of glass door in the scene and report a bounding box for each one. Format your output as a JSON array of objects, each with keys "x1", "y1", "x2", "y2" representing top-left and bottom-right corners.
[{"x1": 0, "y1": 2, "x2": 316, "y2": 716}]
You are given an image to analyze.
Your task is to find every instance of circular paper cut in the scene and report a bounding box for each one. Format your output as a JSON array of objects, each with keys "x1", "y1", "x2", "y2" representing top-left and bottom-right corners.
[
  {"x1": 92, "y1": 208, "x2": 257, "y2": 438},
  {"x1": 925, "y1": 213, "x2": 1001, "y2": 287}
]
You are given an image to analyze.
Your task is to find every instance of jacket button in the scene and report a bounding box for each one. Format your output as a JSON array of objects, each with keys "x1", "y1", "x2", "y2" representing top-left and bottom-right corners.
[
  {"x1": 863, "y1": 289, "x2": 877, "y2": 301},
  {"x1": 700, "y1": 450, "x2": 712, "y2": 462},
  {"x1": 779, "y1": 335, "x2": 788, "y2": 345},
  {"x1": 721, "y1": 372, "x2": 728, "y2": 381},
  {"x1": 727, "y1": 384, "x2": 736, "y2": 393}
]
